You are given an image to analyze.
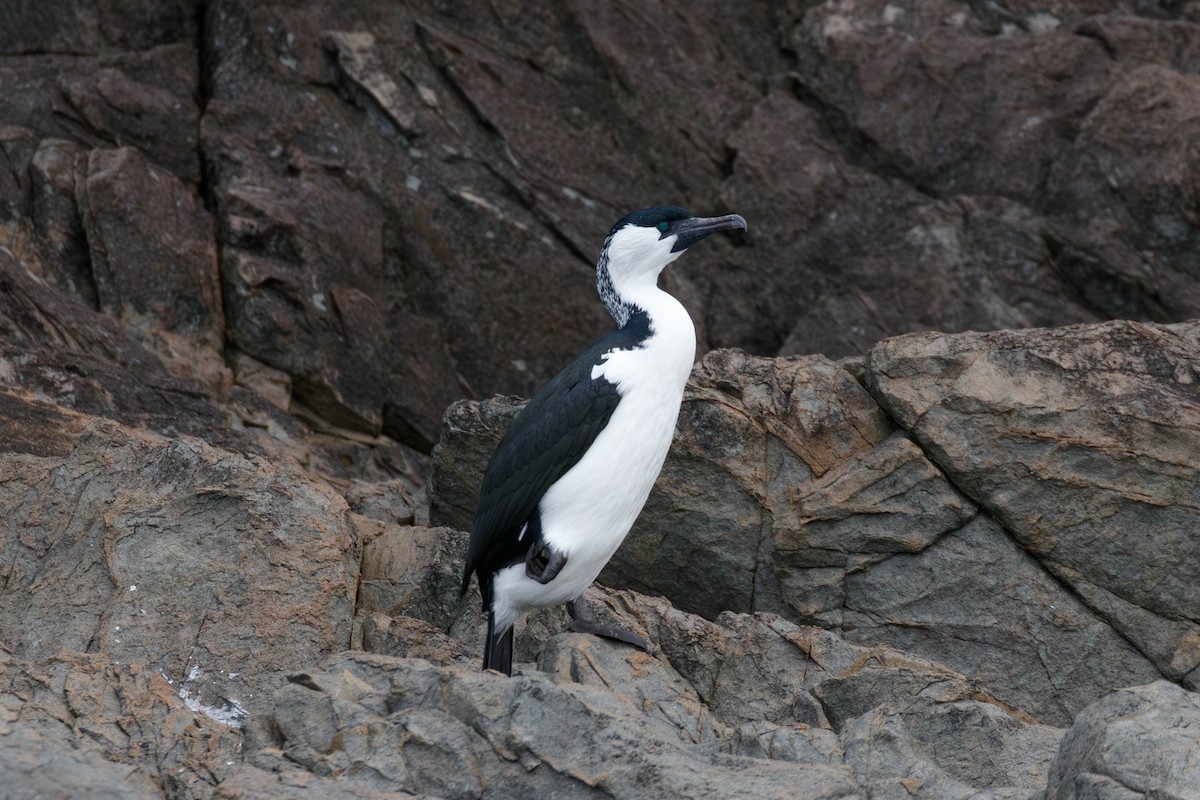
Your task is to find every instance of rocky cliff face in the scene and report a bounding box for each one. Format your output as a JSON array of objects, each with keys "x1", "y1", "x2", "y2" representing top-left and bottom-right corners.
[{"x1": 1, "y1": 1, "x2": 1198, "y2": 799}]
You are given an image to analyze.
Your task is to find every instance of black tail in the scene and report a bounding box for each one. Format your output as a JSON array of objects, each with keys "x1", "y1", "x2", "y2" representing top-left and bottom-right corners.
[{"x1": 483, "y1": 612, "x2": 513, "y2": 675}]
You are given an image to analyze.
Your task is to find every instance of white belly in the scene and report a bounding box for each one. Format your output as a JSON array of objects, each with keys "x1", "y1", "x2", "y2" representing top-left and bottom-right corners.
[{"x1": 491, "y1": 292, "x2": 695, "y2": 633}]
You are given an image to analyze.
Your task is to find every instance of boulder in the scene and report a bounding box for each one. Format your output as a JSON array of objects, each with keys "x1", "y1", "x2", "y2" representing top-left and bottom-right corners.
[
  {"x1": 1045, "y1": 681, "x2": 1200, "y2": 799},
  {"x1": 867, "y1": 320, "x2": 1200, "y2": 689}
]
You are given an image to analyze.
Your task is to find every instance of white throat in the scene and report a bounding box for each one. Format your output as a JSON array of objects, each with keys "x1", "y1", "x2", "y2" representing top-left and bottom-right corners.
[{"x1": 597, "y1": 225, "x2": 683, "y2": 326}]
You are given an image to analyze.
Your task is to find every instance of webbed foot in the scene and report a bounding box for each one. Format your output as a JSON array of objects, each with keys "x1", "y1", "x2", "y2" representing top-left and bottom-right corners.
[{"x1": 566, "y1": 594, "x2": 653, "y2": 653}]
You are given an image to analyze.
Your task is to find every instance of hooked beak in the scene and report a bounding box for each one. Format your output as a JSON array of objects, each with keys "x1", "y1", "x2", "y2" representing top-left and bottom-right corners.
[{"x1": 671, "y1": 213, "x2": 748, "y2": 252}]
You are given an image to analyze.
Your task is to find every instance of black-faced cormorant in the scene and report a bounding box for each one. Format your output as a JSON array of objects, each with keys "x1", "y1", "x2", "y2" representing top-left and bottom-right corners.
[{"x1": 462, "y1": 206, "x2": 747, "y2": 674}]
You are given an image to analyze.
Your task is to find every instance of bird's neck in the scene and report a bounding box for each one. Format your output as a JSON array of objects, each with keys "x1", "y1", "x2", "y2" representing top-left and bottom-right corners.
[
  {"x1": 597, "y1": 249, "x2": 633, "y2": 326},
  {"x1": 596, "y1": 251, "x2": 696, "y2": 386},
  {"x1": 596, "y1": 245, "x2": 682, "y2": 329}
]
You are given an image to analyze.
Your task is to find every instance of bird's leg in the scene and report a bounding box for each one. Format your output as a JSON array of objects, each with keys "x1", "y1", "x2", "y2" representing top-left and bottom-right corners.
[
  {"x1": 525, "y1": 542, "x2": 568, "y2": 584},
  {"x1": 566, "y1": 593, "x2": 653, "y2": 653}
]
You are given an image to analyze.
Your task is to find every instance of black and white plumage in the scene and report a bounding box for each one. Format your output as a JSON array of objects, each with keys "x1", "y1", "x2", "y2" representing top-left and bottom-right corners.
[{"x1": 462, "y1": 206, "x2": 747, "y2": 674}]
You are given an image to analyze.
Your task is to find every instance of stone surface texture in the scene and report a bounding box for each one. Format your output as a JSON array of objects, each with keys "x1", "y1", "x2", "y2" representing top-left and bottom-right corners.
[
  {"x1": 0, "y1": 0, "x2": 1198, "y2": 798},
  {"x1": 1044, "y1": 680, "x2": 1200, "y2": 800}
]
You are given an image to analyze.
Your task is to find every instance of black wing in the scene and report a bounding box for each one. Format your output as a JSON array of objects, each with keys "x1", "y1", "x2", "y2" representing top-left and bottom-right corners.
[{"x1": 462, "y1": 313, "x2": 651, "y2": 602}]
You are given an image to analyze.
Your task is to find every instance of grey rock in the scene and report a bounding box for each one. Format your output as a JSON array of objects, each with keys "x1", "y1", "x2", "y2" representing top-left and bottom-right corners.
[
  {"x1": 342, "y1": 529, "x2": 1063, "y2": 799},
  {"x1": 867, "y1": 320, "x2": 1200, "y2": 689},
  {"x1": 546, "y1": 593, "x2": 1062, "y2": 798},
  {"x1": 838, "y1": 515, "x2": 1162, "y2": 726},
  {"x1": 0, "y1": 725, "x2": 161, "y2": 800},
  {"x1": 430, "y1": 395, "x2": 524, "y2": 534},
  {"x1": 1045, "y1": 681, "x2": 1200, "y2": 799},
  {"x1": 238, "y1": 583, "x2": 1062, "y2": 800},
  {"x1": 239, "y1": 651, "x2": 866, "y2": 800},
  {"x1": 539, "y1": 631, "x2": 730, "y2": 747},
  {"x1": 215, "y1": 760, "x2": 429, "y2": 800},
  {"x1": 839, "y1": 707, "x2": 1034, "y2": 800},
  {"x1": 355, "y1": 613, "x2": 475, "y2": 667},
  {"x1": 344, "y1": 479, "x2": 417, "y2": 526}
]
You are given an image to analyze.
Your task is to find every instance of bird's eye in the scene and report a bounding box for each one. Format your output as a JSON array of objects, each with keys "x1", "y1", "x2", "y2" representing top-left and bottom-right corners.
[{"x1": 657, "y1": 221, "x2": 671, "y2": 233}]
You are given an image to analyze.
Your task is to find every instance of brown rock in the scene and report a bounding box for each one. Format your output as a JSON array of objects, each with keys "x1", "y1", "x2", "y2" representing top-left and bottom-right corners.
[
  {"x1": 56, "y1": 45, "x2": 202, "y2": 183},
  {"x1": 7, "y1": 0, "x2": 1197, "y2": 447},
  {"x1": 721, "y1": 91, "x2": 1099, "y2": 359},
  {"x1": 0, "y1": 45, "x2": 201, "y2": 185},
  {"x1": 78, "y1": 146, "x2": 227, "y2": 394},
  {"x1": 783, "y1": 0, "x2": 1200, "y2": 338},
  {"x1": 0, "y1": 650, "x2": 243, "y2": 799},
  {"x1": 202, "y1": 85, "x2": 466, "y2": 445},
  {"x1": 28, "y1": 138, "x2": 93, "y2": 303},
  {"x1": 0, "y1": 250, "x2": 237, "y2": 442},
  {"x1": 0, "y1": 1, "x2": 197, "y2": 54},
  {"x1": 1045, "y1": 62, "x2": 1200, "y2": 320},
  {"x1": 0, "y1": 390, "x2": 361, "y2": 720},
  {"x1": 199, "y1": 0, "x2": 755, "y2": 444},
  {"x1": 229, "y1": 349, "x2": 291, "y2": 411},
  {"x1": 356, "y1": 525, "x2": 469, "y2": 629},
  {"x1": 0, "y1": 250, "x2": 427, "y2": 521}
]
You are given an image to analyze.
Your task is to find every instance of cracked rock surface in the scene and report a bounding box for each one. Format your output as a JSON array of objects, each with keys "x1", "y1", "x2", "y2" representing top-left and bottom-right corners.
[{"x1": 1, "y1": 0, "x2": 1198, "y2": 798}]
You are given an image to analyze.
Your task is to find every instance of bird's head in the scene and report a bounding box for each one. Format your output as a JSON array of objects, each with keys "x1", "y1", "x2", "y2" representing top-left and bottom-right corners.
[{"x1": 598, "y1": 205, "x2": 746, "y2": 326}]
